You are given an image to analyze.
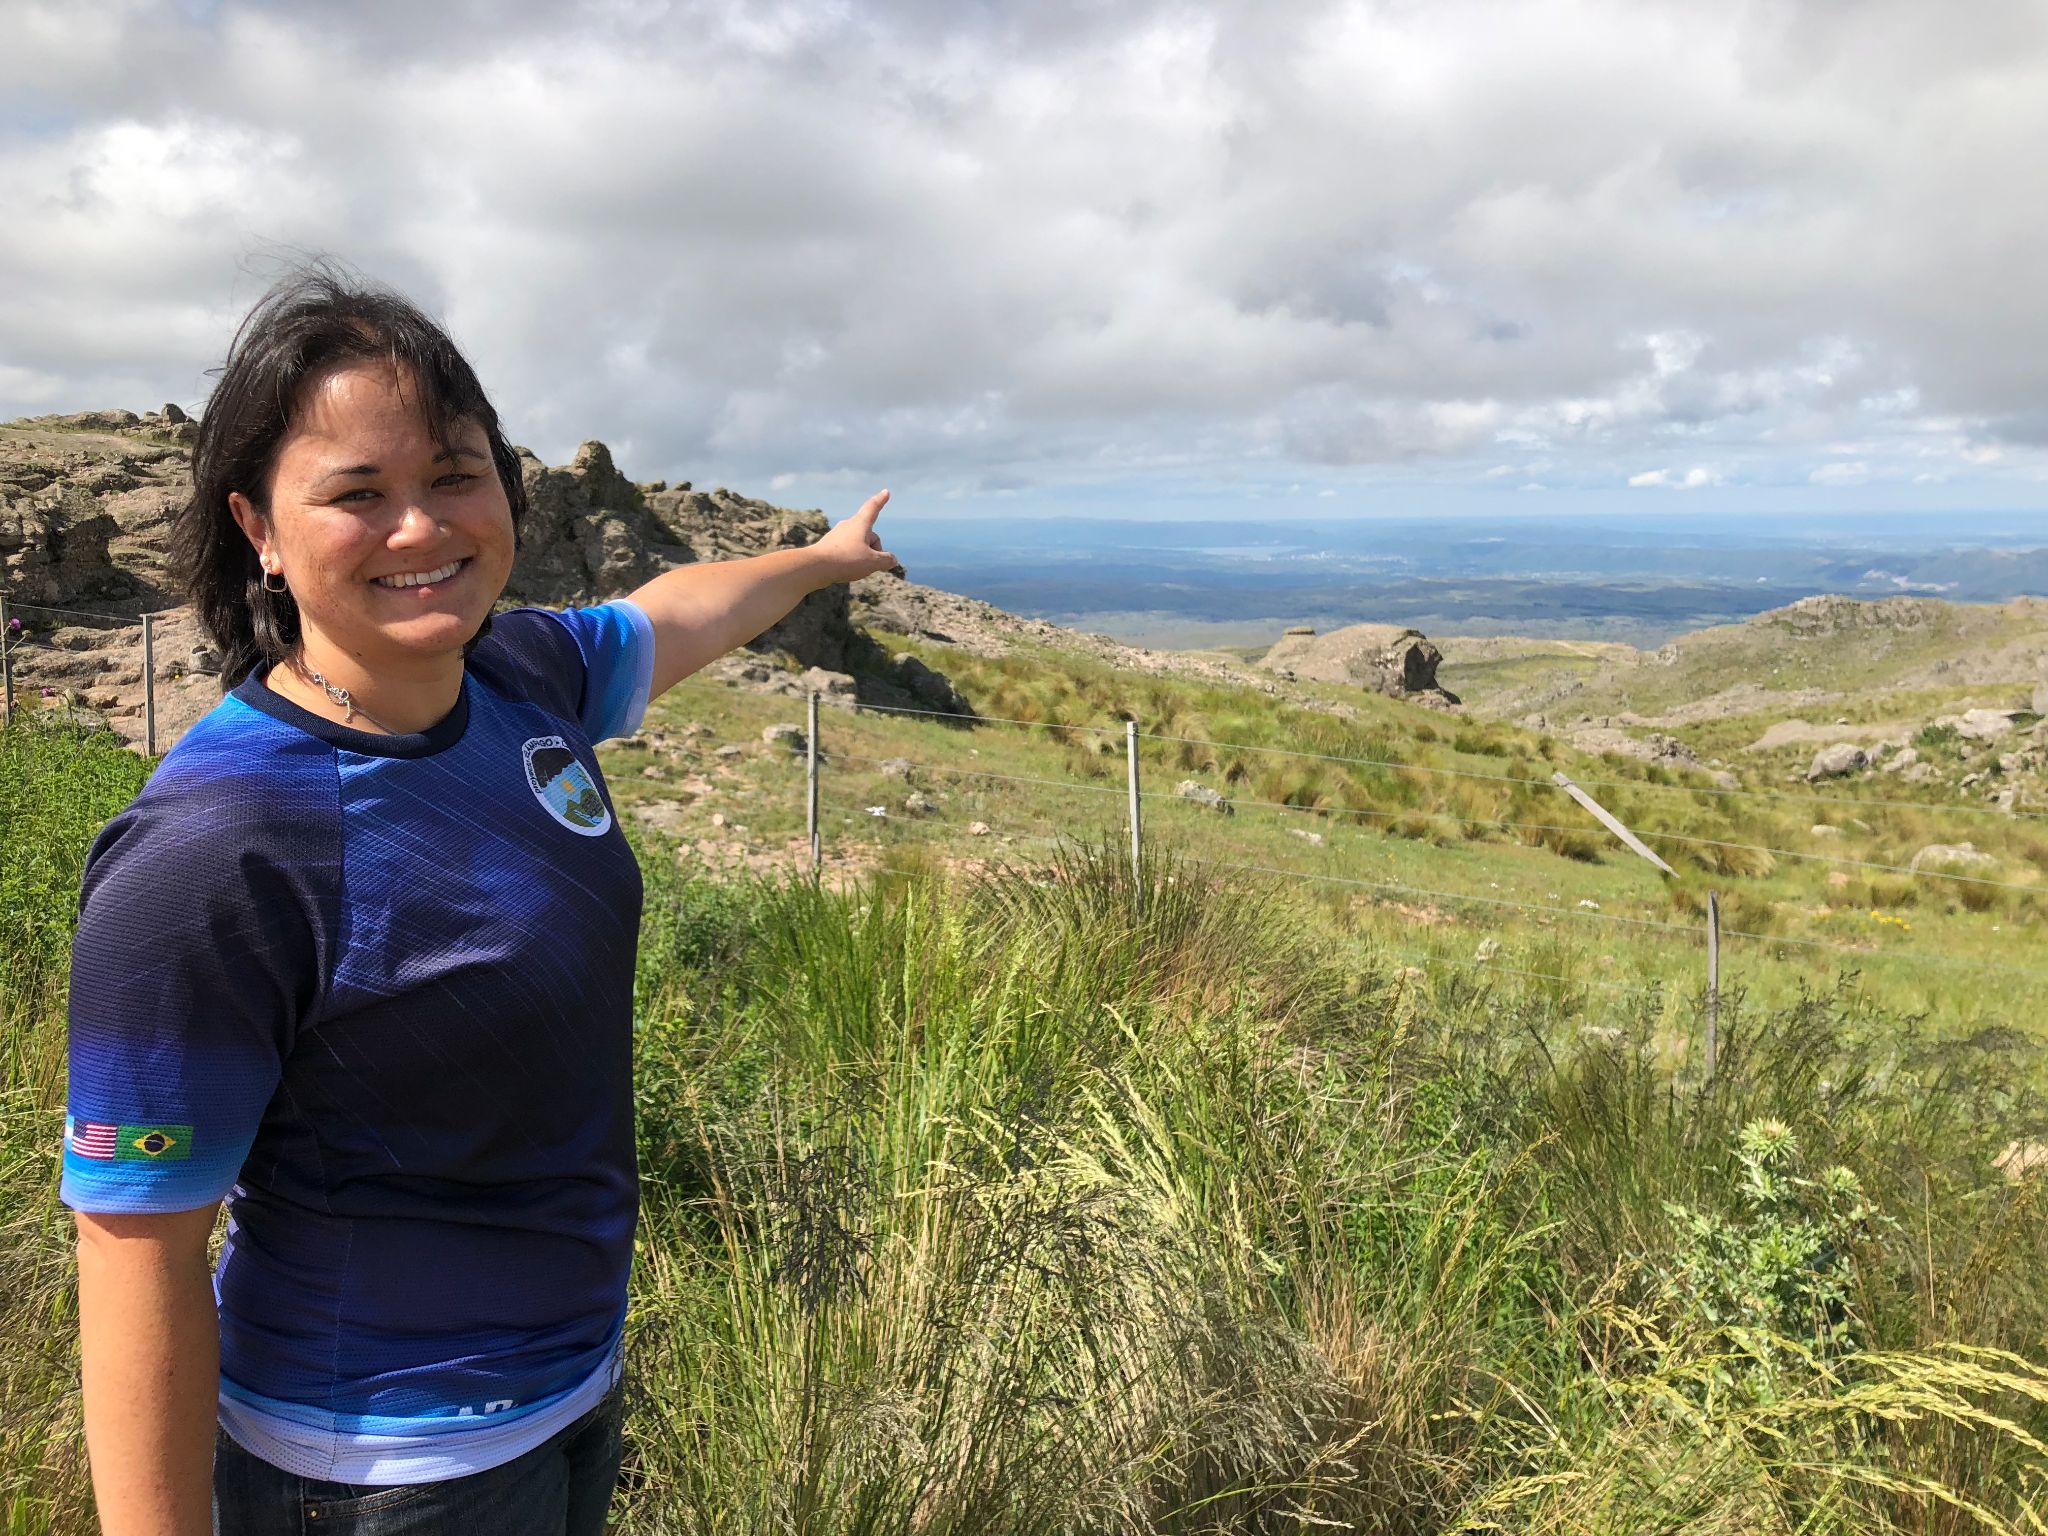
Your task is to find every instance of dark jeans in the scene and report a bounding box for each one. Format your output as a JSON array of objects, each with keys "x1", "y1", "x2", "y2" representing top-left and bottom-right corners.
[{"x1": 212, "y1": 1378, "x2": 625, "y2": 1535}]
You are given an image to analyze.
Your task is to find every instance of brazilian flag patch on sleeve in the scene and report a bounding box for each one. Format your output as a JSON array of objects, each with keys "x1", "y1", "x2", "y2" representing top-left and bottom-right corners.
[{"x1": 114, "y1": 1125, "x2": 194, "y2": 1162}]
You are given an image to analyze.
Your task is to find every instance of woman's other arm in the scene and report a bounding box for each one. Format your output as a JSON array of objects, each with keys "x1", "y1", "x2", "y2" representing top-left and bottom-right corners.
[
  {"x1": 74, "y1": 1203, "x2": 222, "y2": 1536},
  {"x1": 626, "y1": 488, "x2": 900, "y2": 700}
]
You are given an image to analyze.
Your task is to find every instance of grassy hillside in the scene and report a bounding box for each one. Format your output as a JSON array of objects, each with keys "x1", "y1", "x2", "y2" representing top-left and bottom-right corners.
[
  {"x1": 1446, "y1": 596, "x2": 2048, "y2": 734},
  {"x1": 6, "y1": 719, "x2": 2048, "y2": 1532},
  {"x1": 605, "y1": 625, "x2": 2048, "y2": 1038}
]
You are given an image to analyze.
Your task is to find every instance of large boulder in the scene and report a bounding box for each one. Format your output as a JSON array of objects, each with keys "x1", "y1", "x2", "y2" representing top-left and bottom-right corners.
[
  {"x1": 1258, "y1": 622, "x2": 1458, "y2": 703},
  {"x1": 1806, "y1": 743, "x2": 1870, "y2": 781}
]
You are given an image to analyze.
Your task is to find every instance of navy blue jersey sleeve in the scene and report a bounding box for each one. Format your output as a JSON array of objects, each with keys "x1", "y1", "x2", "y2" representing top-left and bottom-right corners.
[
  {"x1": 61, "y1": 733, "x2": 338, "y2": 1214},
  {"x1": 479, "y1": 601, "x2": 654, "y2": 742}
]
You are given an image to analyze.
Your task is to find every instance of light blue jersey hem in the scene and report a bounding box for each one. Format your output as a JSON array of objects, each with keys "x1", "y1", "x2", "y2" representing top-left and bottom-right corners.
[{"x1": 216, "y1": 1322, "x2": 624, "y2": 1484}]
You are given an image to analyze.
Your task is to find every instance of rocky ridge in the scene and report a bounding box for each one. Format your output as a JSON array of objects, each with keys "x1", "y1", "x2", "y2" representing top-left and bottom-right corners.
[{"x1": 0, "y1": 415, "x2": 957, "y2": 750}]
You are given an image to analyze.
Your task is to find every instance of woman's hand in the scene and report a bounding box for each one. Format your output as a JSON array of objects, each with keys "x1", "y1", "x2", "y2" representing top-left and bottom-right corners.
[
  {"x1": 631, "y1": 487, "x2": 903, "y2": 698},
  {"x1": 808, "y1": 489, "x2": 900, "y2": 587}
]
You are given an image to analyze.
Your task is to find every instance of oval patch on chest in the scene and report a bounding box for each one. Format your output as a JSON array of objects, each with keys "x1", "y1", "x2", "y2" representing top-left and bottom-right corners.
[{"x1": 522, "y1": 735, "x2": 612, "y2": 836}]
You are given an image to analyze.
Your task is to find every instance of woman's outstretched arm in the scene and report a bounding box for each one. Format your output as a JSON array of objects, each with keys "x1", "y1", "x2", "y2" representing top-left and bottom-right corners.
[
  {"x1": 626, "y1": 488, "x2": 900, "y2": 701},
  {"x1": 75, "y1": 1203, "x2": 222, "y2": 1536}
]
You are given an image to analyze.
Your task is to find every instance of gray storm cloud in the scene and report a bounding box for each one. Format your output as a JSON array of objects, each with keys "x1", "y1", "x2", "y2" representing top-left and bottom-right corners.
[{"x1": 2, "y1": 0, "x2": 2046, "y2": 500}]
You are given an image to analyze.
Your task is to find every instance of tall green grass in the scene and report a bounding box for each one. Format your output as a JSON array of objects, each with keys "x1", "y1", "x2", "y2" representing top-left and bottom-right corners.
[
  {"x1": 1, "y1": 722, "x2": 149, "y2": 1535},
  {"x1": 5, "y1": 726, "x2": 2046, "y2": 1532}
]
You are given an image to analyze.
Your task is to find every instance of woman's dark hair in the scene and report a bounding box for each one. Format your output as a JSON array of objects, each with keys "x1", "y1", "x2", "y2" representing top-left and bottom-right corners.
[{"x1": 172, "y1": 262, "x2": 527, "y2": 688}]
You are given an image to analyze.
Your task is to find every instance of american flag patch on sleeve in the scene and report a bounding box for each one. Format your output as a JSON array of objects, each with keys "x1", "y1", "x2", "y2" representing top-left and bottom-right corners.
[{"x1": 67, "y1": 1116, "x2": 118, "y2": 1160}]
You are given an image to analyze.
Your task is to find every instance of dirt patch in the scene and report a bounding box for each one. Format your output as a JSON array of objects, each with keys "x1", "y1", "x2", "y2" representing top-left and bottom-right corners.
[{"x1": 1745, "y1": 718, "x2": 1913, "y2": 753}]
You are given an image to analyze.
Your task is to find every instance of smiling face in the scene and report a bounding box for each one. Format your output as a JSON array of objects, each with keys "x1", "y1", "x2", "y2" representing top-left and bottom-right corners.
[{"x1": 229, "y1": 361, "x2": 516, "y2": 675}]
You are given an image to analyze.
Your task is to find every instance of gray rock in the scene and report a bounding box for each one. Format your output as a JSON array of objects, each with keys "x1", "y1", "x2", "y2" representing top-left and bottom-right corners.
[
  {"x1": 878, "y1": 757, "x2": 913, "y2": 778},
  {"x1": 762, "y1": 723, "x2": 806, "y2": 753},
  {"x1": 798, "y1": 666, "x2": 857, "y2": 698},
  {"x1": 715, "y1": 743, "x2": 745, "y2": 759},
  {"x1": 1937, "y1": 708, "x2": 2021, "y2": 743},
  {"x1": 1175, "y1": 780, "x2": 1232, "y2": 814},
  {"x1": 1810, "y1": 824, "x2": 1843, "y2": 838},
  {"x1": 1882, "y1": 746, "x2": 1920, "y2": 773},
  {"x1": 889, "y1": 653, "x2": 971, "y2": 716},
  {"x1": 1908, "y1": 842, "x2": 1996, "y2": 873},
  {"x1": 1259, "y1": 622, "x2": 1458, "y2": 704},
  {"x1": 903, "y1": 791, "x2": 938, "y2": 816},
  {"x1": 1806, "y1": 743, "x2": 1870, "y2": 781}
]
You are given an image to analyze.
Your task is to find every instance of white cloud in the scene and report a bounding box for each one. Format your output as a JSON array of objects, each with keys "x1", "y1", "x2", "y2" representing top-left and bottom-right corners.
[
  {"x1": 1809, "y1": 461, "x2": 1871, "y2": 485},
  {"x1": 1628, "y1": 466, "x2": 1721, "y2": 489},
  {"x1": 1, "y1": 0, "x2": 2047, "y2": 498}
]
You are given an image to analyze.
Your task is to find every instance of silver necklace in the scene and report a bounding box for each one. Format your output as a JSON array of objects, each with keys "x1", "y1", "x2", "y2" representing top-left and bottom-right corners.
[{"x1": 301, "y1": 661, "x2": 399, "y2": 736}]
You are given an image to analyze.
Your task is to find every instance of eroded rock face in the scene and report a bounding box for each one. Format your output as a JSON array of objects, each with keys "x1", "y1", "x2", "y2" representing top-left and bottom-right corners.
[
  {"x1": 0, "y1": 415, "x2": 958, "y2": 746},
  {"x1": 1257, "y1": 622, "x2": 1459, "y2": 703}
]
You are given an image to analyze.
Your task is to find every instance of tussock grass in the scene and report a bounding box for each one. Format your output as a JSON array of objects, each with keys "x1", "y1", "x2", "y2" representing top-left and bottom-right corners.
[{"x1": 7, "y1": 724, "x2": 2048, "y2": 1533}]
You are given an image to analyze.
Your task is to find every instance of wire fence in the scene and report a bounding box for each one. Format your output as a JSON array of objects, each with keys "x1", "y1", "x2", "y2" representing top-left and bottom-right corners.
[
  {"x1": 648, "y1": 673, "x2": 2048, "y2": 1050},
  {"x1": 7, "y1": 595, "x2": 2042, "y2": 1026},
  {"x1": 0, "y1": 592, "x2": 165, "y2": 753}
]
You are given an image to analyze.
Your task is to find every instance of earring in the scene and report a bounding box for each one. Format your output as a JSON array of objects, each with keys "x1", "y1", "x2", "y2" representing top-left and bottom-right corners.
[{"x1": 262, "y1": 565, "x2": 288, "y2": 594}]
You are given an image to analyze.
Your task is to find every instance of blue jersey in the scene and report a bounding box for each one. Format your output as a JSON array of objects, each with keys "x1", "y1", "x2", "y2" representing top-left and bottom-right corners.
[{"x1": 60, "y1": 601, "x2": 656, "y2": 1483}]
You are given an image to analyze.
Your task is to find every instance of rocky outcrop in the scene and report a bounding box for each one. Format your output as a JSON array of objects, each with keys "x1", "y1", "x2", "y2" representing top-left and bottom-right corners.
[
  {"x1": 0, "y1": 413, "x2": 963, "y2": 747},
  {"x1": 1750, "y1": 594, "x2": 1947, "y2": 637},
  {"x1": 1257, "y1": 623, "x2": 1459, "y2": 705}
]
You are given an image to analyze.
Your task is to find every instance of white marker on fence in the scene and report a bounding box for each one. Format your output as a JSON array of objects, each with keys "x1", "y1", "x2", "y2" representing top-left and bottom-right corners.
[{"x1": 1550, "y1": 771, "x2": 1678, "y2": 877}]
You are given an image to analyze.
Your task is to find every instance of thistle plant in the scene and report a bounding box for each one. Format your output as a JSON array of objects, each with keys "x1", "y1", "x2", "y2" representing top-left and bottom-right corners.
[{"x1": 1655, "y1": 1118, "x2": 1891, "y2": 1401}]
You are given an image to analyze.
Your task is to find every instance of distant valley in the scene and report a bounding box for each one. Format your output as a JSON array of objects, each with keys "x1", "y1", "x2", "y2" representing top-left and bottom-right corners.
[{"x1": 887, "y1": 511, "x2": 2048, "y2": 649}]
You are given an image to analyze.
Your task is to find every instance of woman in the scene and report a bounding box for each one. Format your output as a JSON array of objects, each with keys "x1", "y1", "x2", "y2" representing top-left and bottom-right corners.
[{"x1": 60, "y1": 267, "x2": 898, "y2": 1535}]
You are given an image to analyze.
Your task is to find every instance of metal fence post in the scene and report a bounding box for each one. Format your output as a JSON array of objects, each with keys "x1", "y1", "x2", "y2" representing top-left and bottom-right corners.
[
  {"x1": 1705, "y1": 890, "x2": 1721, "y2": 1082},
  {"x1": 0, "y1": 592, "x2": 12, "y2": 726},
  {"x1": 141, "y1": 612, "x2": 157, "y2": 757},
  {"x1": 1126, "y1": 719, "x2": 1143, "y2": 913},
  {"x1": 806, "y1": 689, "x2": 820, "y2": 874}
]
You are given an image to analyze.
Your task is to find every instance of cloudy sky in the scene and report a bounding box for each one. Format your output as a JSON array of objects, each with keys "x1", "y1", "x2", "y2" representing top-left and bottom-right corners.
[{"x1": 6, "y1": 0, "x2": 2048, "y2": 520}]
